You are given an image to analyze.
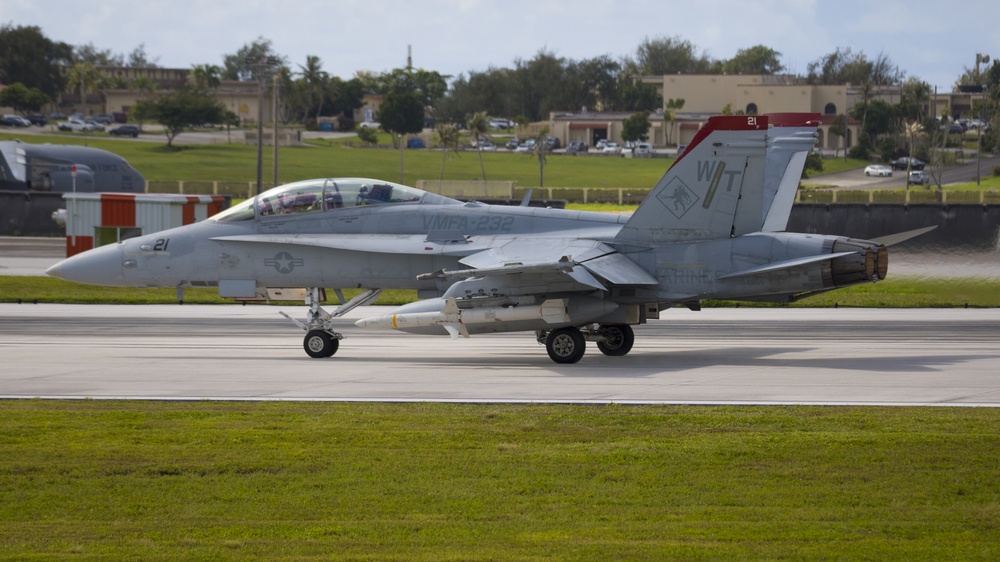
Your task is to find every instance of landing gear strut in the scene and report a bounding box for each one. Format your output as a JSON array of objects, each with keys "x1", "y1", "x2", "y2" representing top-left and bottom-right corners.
[{"x1": 280, "y1": 288, "x2": 382, "y2": 358}]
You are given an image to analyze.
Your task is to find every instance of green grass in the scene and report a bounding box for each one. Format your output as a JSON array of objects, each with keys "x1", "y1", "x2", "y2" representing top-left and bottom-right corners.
[
  {"x1": 3, "y1": 276, "x2": 997, "y2": 307},
  {"x1": 0, "y1": 277, "x2": 418, "y2": 306},
  {"x1": 1, "y1": 401, "x2": 997, "y2": 560},
  {"x1": 0, "y1": 132, "x2": 670, "y2": 188}
]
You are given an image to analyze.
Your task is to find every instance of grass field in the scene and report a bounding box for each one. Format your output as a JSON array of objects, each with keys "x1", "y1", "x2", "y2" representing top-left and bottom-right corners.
[
  {"x1": 0, "y1": 132, "x2": 672, "y2": 189},
  {"x1": 1, "y1": 401, "x2": 997, "y2": 560}
]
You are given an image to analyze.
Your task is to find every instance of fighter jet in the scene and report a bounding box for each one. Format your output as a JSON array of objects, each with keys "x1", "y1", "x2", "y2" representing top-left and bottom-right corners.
[{"x1": 46, "y1": 113, "x2": 922, "y2": 363}]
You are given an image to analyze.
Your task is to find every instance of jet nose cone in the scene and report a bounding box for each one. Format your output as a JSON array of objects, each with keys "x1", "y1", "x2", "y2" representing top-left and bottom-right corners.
[
  {"x1": 44, "y1": 262, "x2": 65, "y2": 280},
  {"x1": 45, "y1": 243, "x2": 127, "y2": 286}
]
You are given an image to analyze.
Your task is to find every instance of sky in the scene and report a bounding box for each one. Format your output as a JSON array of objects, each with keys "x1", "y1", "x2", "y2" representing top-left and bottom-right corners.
[{"x1": 6, "y1": 0, "x2": 999, "y2": 93}]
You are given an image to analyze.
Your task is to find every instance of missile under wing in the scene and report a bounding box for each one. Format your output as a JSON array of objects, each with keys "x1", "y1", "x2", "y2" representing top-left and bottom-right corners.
[{"x1": 47, "y1": 114, "x2": 917, "y2": 363}]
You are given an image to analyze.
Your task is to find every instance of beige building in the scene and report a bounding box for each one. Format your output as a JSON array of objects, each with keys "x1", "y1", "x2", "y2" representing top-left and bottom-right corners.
[
  {"x1": 549, "y1": 74, "x2": 922, "y2": 150},
  {"x1": 103, "y1": 80, "x2": 268, "y2": 124}
]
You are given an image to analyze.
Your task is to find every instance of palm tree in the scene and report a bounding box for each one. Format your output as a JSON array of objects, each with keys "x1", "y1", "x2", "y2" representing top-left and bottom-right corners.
[
  {"x1": 434, "y1": 123, "x2": 462, "y2": 185},
  {"x1": 189, "y1": 64, "x2": 221, "y2": 91},
  {"x1": 526, "y1": 125, "x2": 551, "y2": 188},
  {"x1": 665, "y1": 98, "x2": 685, "y2": 146},
  {"x1": 297, "y1": 55, "x2": 328, "y2": 120},
  {"x1": 465, "y1": 111, "x2": 490, "y2": 181},
  {"x1": 66, "y1": 62, "x2": 102, "y2": 111}
]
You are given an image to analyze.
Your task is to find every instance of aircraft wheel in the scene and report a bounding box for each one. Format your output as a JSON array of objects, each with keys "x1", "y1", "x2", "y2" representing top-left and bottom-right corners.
[
  {"x1": 304, "y1": 330, "x2": 338, "y2": 358},
  {"x1": 546, "y1": 327, "x2": 586, "y2": 364},
  {"x1": 596, "y1": 324, "x2": 635, "y2": 356}
]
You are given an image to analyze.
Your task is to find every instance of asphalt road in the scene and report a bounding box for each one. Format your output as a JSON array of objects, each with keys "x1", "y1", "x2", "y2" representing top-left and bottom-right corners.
[
  {"x1": 1, "y1": 304, "x2": 998, "y2": 406},
  {"x1": 810, "y1": 155, "x2": 1000, "y2": 189}
]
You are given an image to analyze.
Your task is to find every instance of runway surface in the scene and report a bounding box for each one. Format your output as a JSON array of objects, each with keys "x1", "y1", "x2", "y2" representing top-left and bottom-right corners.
[{"x1": 2, "y1": 304, "x2": 998, "y2": 406}]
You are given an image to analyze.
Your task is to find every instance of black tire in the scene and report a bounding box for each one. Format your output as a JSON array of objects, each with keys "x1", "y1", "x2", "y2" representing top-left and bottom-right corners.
[
  {"x1": 546, "y1": 327, "x2": 586, "y2": 364},
  {"x1": 596, "y1": 324, "x2": 635, "y2": 357},
  {"x1": 304, "y1": 330, "x2": 338, "y2": 358}
]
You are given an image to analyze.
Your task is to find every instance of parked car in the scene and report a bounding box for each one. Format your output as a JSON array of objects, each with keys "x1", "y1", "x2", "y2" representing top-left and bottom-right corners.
[
  {"x1": 108, "y1": 124, "x2": 141, "y2": 137},
  {"x1": 85, "y1": 119, "x2": 106, "y2": 132},
  {"x1": 602, "y1": 142, "x2": 622, "y2": 154},
  {"x1": 514, "y1": 139, "x2": 535, "y2": 153},
  {"x1": 489, "y1": 118, "x2": 514, "y2": 130},
  {"x1": 908, "y1": 170, "x2": 930, "y2": 185},
  {"x1": 58, "y1": 118, "x2": 99, "y2": 132},
  {"x1": 890, "y1": 157, "x2": 924, "y2": 170},
  {"x1": 544, "y1": 136, "x2": 561, "y2": 149},
  {"x1": 91, "y1": 113, "x2": 114, "y2": 125},
  {"x1": 25, "y1": 113, "x2": 48, "y2": 126},
  {"x1": 567, "y1": 141, "x2": 589, "y2": 153},
  {"x1": 477, "y1": 141, "x2": 497, "y2": 152},
  {"x1": 634, "y1": 142, "x2": 654, "y2": 155},
  {"x1": 358, "y1": 121, "x2": 380, "y2": 129},
  {"x1": 947, "y1": 123, "x2": 965, "y2": 134},
  {"x1": 505, "y1": 139, "x2": 520, "y2": 150},
  {"x1": 595, "y1": 139, "x2": 609, "y2": 149},
  {"x1": 1, "y1": 115, "x2": 31, "y2": 127},
  {"x1": 49, "y1": 111, "x2": 67, "y2": 120},
  {"x1": 864, "y1": 164, "x2": 893, "y2": 177}
]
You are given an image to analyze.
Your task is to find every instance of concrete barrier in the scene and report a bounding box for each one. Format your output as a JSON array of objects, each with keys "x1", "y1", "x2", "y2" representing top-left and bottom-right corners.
[{"x1": 788, "y1": 203, "x2": 1000, "y2": 252}]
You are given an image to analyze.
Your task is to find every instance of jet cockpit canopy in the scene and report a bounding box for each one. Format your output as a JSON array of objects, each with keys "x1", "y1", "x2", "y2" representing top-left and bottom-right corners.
[{"x1": 214, "y1": 178, "x2": 456, "y2": 223}]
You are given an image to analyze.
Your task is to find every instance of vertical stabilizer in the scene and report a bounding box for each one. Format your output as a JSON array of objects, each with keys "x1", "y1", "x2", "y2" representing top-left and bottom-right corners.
[
  {"x1": 615, "y1": 115, "x2": 768, "y2": 244},
  {"x1": 761, "y1": 113, "x2": 820, "y2": 232}
]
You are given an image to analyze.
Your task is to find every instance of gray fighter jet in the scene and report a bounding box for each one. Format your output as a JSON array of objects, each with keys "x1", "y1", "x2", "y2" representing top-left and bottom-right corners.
[{"x1": 46, "y1": 113, "x2": 924, "y2": 363}]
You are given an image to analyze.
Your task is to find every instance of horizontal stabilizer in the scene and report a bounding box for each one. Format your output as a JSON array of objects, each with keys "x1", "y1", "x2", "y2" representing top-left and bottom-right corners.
[
  {"x1": 718, "y1": 251, "x2": 859, "y2": 280},
  {"x1": 871, "y1": 226, "x2": 938, "y2": 247}
]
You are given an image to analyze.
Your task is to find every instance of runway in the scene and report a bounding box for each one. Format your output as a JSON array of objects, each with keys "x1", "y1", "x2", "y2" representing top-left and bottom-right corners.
[{"x1": 2, "y1": 304, "x2": 998, "y2": 406}]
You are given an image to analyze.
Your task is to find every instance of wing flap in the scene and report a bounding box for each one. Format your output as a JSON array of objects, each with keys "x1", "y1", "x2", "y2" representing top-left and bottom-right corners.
[{"x1": 579, "y1": 252, "x2": 659, "y2": 285}]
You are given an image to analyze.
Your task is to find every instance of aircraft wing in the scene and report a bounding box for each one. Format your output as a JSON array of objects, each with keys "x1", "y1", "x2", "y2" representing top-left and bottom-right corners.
[
  {"x1": 455, "y1": 238, "x2": 659, "y2": 287},
  {"x1": 412, "y1": 237, "x2": 658, "y2": 298}
]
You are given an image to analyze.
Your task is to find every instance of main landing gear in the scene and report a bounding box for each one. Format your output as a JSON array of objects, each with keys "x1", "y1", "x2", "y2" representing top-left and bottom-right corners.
[
  {"x1": 537, "y1": 324, "x2": 635, "y2": 364},
  {"x1": 281, "y1": 288, "x2": 383, "y2": 358}
]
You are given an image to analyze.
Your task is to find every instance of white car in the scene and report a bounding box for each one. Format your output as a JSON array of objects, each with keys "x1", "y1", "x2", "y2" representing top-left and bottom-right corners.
[
  {"x1": 602, "y1": 142, "x2": 622, "y2": 154},
  {"x1": 864, "y1": 164, "x2": 893, "y2": 177},
  {"x1": 634, "y1": 142, "x2": 653, "y2": 155},
  {"x1": 358, "y1": 121, "x2": 380, "y2": 129},
  {"x1": 58, "y1": 118, "x2": 98, "y2": 132}
]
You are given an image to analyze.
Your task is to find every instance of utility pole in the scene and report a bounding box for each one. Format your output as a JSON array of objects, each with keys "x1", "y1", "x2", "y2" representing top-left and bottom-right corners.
[
  {"x1": 246, "y1": 55, "x2": 280, "y2": 195},
  {"x1": 273, "y1": 70, "x2": 280, "y2": 187}
]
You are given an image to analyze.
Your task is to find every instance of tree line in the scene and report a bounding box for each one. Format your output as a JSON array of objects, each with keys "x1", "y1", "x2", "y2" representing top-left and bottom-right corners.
[{"x1": 2, "y1": 23, "x2": 997, "y2": 155}]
